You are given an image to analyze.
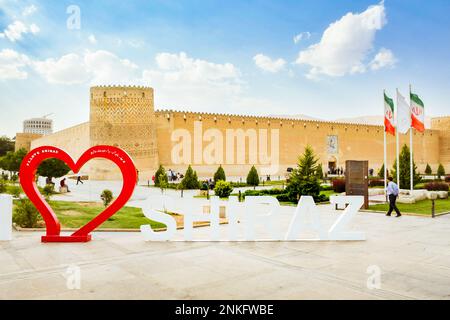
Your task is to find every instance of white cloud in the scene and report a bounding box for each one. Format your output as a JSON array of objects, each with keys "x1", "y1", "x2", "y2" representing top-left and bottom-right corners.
[
  {"x1": 29, "y1": 23, "x2": 40, "y2": 34},
  {"x1": 32, "y1": 50, "x2": 139, "y2": 85},
  {"x1": 0, "y1": 20, "x2": 40, "y2": 42},
  {"x1": 293, "y1": 32, "x2": 311, "y2": 44},
  {"x1": 1, "y1": 21, "x2": 28, "y2": 42},
  {"x1": 295, "y1": 2, "x2": 387, "y2": 78},
  {"x1": 253, "y1": 53, "x2": 286, "y2": 73},
  {"x1": 33, "y1": 53, "x2": 90, "y2": 84},
  {"x1": 84, "y1": 50, "x2": 139, "y2": 85},
  {"x1": 88, "y1": 34, "x2": 97, "y2": 44},
  {"x1": 370, "y1": 48, "x2": 396, "y2": 70},
  {"x1": 0, "y1": 49, "x2": 30, "y2": 80},
  {"x1": 22, "y1": 5, "x2": 37, "y2": 16},
  {"x1": 143, "y1": 52, "x2": 243, "y2": 110}
]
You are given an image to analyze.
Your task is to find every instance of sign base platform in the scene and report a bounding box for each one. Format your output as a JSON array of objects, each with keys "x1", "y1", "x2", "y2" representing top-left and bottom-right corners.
[{"x1": 41, "y1": 235, "x2": 92, "y2": 243}]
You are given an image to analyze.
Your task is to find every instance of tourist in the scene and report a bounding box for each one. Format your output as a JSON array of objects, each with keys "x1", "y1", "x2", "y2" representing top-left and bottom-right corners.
[
  {"x1": 60, "y1": 178, "x2": 70, "y2": 193},
  {"x1": 386, "y1": 176, "x2": 401, "y2": 217}
]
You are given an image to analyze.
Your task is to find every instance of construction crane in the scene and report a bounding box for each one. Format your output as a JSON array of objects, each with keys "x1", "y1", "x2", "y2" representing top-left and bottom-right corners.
[{"x1": 42, "y1": 113, "x2": 54, "y2": 119}]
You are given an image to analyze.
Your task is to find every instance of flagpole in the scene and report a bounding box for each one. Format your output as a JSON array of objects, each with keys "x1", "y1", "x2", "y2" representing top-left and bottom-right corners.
[
  {"x1": 396, "y1": 88, "x2": 400, "y2": 189},
  {"x1": 383, "y1": 90, "x2": 388, "y2": 202},
  {"x1": 409, "y1": 84, "x2": 414, "y2": 193}
]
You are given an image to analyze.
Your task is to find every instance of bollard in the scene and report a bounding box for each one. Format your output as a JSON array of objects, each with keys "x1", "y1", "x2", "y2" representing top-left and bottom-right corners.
[{"x1": 0, "y1": 194, "x2": 12, "y2": 241}]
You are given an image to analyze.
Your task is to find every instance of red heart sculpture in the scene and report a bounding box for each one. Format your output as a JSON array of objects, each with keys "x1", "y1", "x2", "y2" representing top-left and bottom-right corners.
[{"x1": 19, "y1": 145, "x2": 137, "y2": 243}]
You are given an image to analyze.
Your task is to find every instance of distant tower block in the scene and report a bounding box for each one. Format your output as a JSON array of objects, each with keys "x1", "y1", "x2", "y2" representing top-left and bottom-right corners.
[{"x1": 89, "y1": 86, "x2": 159, "y2": 180}]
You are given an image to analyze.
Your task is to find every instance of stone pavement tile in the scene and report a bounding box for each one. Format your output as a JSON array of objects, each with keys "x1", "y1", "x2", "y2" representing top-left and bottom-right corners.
[
  {"x1": 271, "y1": 251, "x2": 334, "y2": 269},
  {"x1": 381, "y1": 271, "x2": 450, "y2": 300},
  {"x1": 225, "y1": 242, "x2": 301, "y2": 259},
  {"x1": 142, "y1": 265, "x2": 231, "y2": 293}
]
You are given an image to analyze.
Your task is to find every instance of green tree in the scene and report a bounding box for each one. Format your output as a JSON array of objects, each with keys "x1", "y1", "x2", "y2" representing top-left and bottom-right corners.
[
  {"x1": 246, "y1": 166, "x2": 259, "y2": 189},
  {"x1": 0, "y1": 136, "x2": 14, "y2": 157},
  {"x1": 213, "y1": 165, "x2": 226, "y2": 182},
  {"x1": 37, "y1": 158, "x2": 70, "y2": 179},
  {"x1": 214, "y1": 180, "x2": 233, "y2": 198},
  {"x1": 180, "y1": 165, "x2": 200, "y2": 189},
  {"x1": 100, "y1": 189, "x2": 114, "y2": 207},
  {"x1": 316, "y1": 163, "x2": 324, "y2": 180},
  {"x1": 285, "y1": 145, "x2": 321, "y2": 203},
  {"x1": 425, "y1": 163, "x2": 432, "y2": 175},
  {"x1": 378, "y1": 164, "x2": 385, "y2": 178},
  {"x1": 391, "y1": 144, "x2": 421, "y2": 190},
  {"x1": 437, "y1": 164, "x2": 445, "y2": 179},
  {"x1": 154, "y1": 165, "x2": 168, "y2": 187},
  {"x1": 0, "y1": 179, "x2": 6, "y2": 193},
  {"x1": 1, "y1": 148, "x2": 27, "y2": 174}
]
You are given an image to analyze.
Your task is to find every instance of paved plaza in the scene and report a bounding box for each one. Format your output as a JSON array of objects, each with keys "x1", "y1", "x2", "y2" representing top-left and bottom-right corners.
[{"x1": 1, "y1": 198, "x2": 449, "y2": 300}]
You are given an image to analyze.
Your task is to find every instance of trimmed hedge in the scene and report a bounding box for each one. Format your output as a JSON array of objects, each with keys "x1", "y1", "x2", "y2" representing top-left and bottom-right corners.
[
  {"x1": 424, "y1": 182, "x2": 449, "y2": 192},
  {"x1": 369, "y1": 179, "x2": 384, "y2": 187}
]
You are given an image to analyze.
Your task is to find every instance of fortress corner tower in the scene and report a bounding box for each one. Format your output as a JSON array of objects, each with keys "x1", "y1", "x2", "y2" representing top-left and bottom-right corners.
[{"x1": 89, "y1": 86, "x2": 159, "y2": 180}]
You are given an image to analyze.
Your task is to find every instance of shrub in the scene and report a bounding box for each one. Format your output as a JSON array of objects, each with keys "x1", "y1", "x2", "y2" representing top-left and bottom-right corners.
[
  {"x1": 13, "y1": 199, "x2": 42, "y2": 228},
  {"x1": 180, "y1": 165, "x2": 200, "y2": 189},
  {"x1": 369, "y1": 179, "x2": 384, "y2": 187},
  {"x1": 154, "y1": 165, "x2": 168, "y2": 187},
  {"x1": 332, "y1": 179, "x2": 346, "y2": 193},
  {"x1": 0, "y1": 179, "x2": 6, "y2": 193},
  {"x1": 214, "y1": 180, "x2": 233, "y2": 198},
  {"x1": 243, "y1": 188, "x2": 284, "y2": 197},
  {"x1": 321, "y1": 185, "x2": 333, "y2": 191},
  {"x1": 246, "y1": 166, "x2": 259, "y2": 188},
  {"x1": 100, "y1": 189, "x2": 114, "y2": 207},
  {"x1": 10, "y1": 186, "x2": 21, "y2": 198},
  {"x1": 213, "y1": 165, "x2": 226, "y2": 182},
  {"x1": 437, "y1": 164, "x2": 446, "y2": 179},
  {"x1": 425, "y1": 164, "x2": 432, "y2": 175},
  {"x1": 10, "y1": 174, "x2": 18, "y2": 183},
  {"x1": 276, "y1": 193, "x2": 290, "y2": 202},
  {"x1": 424, "y1": 182, "x2": 449, "y2": 192},
  {"x1": 1, "y1": 173, "x2": 8, "y2": 180},
  {"x1": 42, "y1": 184, "x2": 54, "y2": 200},
  {"x1": 445, "y1": 176, "x2": 450, "y2": 183}
]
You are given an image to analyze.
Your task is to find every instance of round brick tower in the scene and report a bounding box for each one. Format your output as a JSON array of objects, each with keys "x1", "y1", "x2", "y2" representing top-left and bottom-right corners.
[{"x1": 89, "y1": 85, "x2": 159, "y2": 181}]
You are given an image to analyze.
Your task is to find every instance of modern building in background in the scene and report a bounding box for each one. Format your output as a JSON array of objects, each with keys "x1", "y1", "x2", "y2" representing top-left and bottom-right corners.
[
  {"x1": 15, "y1": 117, "x2": 53, "y2": 151},
  {"x1": 23, "y1": 117, "x2": 53, "y2": 135}
]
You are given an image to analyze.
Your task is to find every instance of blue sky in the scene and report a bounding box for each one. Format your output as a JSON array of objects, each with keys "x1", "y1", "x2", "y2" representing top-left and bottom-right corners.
[{"x1": 0, "y1": 0, "x2": 449, "y2": 137}]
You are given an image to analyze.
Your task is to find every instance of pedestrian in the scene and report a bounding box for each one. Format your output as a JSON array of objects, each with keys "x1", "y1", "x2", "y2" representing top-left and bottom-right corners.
[
  {"x1": 386, "y1": 176, "x2": 401, "y2": 217},
  {"x1": 76, "y1": 175, "x2": 83, "y2": 185}
]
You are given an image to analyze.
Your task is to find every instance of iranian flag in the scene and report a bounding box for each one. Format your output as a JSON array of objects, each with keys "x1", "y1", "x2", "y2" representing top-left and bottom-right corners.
[
  {"x1": 384, "y1": 92, "x2": 395, "y2": 136},
  {"x1": 410, "y1": 92, "x2": 425, "y2": 132}
]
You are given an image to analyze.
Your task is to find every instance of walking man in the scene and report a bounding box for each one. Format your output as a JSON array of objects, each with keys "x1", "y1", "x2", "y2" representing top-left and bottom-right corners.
[
  {"x1": 386, "y1": 176, "x2": 401, "y2": 217},
  {"x1": 76, "y1": 175, "x2": 83, "y2": 185}
]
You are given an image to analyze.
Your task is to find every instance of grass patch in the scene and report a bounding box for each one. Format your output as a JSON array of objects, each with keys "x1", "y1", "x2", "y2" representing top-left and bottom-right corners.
[
  {"x1": 14, "y1": 200, "x2": 166, "y2": 229},
  {"x1": 368, "y1": 198, "x2": 450, "y2": 216}
]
